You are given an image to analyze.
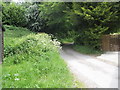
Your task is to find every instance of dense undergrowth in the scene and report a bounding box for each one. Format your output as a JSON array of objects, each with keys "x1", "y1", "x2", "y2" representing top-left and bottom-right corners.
[{"x1": 2, "y1": 25, "x2": 82, "y2": 88}]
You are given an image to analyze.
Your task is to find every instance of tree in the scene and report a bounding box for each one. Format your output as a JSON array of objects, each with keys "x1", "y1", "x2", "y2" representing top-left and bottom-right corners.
[
  {"x1": 39, "y1": 2, "x2": 72, "y2": 35},
  {"x1": 25, "y1": 3, "x2": 42, "y2": 32},
  {"x1": 2, "y1": 2, "x2": 27, "y2": 27},
  {"x1": 71, "y1": 2, "x2": 119, "y2": 49}
]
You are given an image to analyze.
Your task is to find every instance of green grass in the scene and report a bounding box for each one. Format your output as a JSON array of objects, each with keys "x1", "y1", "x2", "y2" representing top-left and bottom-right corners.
[
  {"x1": 72, "y1": 45, "x2": 103, "y2": 55},
  {"x1": 59, "y1": 38, "x2": 74, "y2": 44},
  {"x1": 4, "y1": 25, "x2": 33, "y2": 48},
  {"x1": 111, "y1": 32, "x2": 120, "y2": 35},
  {"x1": 2, "y1": 25, "x2": 84, "y2": 88},
  {"x1": 0, "y1": 64, "x2": 2, "y2": 89},
  {"x1": 3, "y1": 57, "x2": 73, "y2": 88}
]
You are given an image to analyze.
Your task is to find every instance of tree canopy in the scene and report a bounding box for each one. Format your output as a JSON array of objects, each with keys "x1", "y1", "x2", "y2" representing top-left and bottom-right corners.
[{"x1": 2, "y1": 2, "x2": 120, "y2": 49}]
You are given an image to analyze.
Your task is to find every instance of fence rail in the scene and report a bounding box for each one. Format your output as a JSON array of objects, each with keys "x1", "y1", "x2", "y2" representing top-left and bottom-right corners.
[{"x1": 101, "y1": 34, "x2": 120, "y2": 51}]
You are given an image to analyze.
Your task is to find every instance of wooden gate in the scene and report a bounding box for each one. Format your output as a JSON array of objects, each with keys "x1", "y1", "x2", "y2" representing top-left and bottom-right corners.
[{"x1": 101, "y1": 35, "x2": 120, "y2": 51}]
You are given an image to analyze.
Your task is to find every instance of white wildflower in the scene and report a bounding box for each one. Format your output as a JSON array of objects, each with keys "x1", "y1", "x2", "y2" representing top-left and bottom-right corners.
[
  {"x1": 15, "y1": 78, "x2": 20, "y2": 81},
  {"x1": 14, "y1": 74, "x2": 19, "y2": 76}
]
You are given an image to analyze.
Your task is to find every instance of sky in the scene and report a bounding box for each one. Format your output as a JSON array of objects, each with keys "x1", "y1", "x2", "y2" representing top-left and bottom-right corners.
[{"x1": 12, "y1": 0, "x2": 25, "y2": 2}]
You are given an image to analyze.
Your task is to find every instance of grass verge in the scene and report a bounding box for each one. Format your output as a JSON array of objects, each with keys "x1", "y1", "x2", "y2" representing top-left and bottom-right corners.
[
  {"x1": 2, "y1": 25, "x2": 84, "y2": 88},
  {"x1": 72, "y1": 45, "x2": 103, "y2": 56},
  {"x1": 59, "y1": 38, "x2": 74, "y2": 44}
]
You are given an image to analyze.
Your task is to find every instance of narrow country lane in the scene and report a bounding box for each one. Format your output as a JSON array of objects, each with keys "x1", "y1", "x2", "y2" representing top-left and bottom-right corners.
[{"x1": 60, "y1": 45, "x2": 118, "y2": 88}]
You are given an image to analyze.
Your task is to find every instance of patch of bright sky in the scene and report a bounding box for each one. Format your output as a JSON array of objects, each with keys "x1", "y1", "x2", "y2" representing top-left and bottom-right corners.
[{"x1": 12, "y1": 0, "x2": 25, "y2": 3}]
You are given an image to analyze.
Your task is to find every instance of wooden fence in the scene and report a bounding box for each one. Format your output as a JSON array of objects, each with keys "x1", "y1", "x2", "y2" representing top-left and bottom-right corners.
[{"x1": 101, "y1": 34, "x2": 120, "y2": 51}]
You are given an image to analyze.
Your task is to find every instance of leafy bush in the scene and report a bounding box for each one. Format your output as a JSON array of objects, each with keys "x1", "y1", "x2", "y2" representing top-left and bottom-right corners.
[{"x1": 2, "y1": 3, "x2": 27, "y2": 27}]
